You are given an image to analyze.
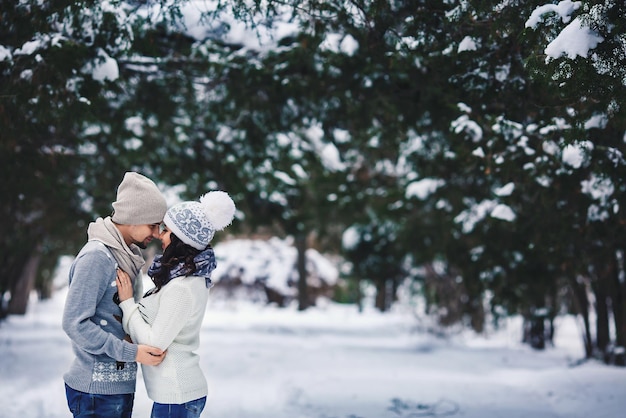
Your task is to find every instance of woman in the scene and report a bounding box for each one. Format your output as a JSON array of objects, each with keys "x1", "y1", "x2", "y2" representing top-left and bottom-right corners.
[{"x1": 115, "y1": 191, "x2": 235, "y2": 418}]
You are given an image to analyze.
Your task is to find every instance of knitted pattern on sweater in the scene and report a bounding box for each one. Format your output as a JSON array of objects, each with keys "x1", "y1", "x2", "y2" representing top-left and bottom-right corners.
[{"x1": 62, "y1": 241, "x2": 139, "y2": 395}]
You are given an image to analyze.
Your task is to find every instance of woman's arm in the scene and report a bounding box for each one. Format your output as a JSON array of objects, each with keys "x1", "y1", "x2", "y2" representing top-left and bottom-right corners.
[{"x1": 117, "y1": 271, "x2": 193, "y2": 350}]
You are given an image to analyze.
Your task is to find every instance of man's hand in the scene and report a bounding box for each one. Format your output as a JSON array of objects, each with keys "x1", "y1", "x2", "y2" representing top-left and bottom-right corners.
[{"x1": 136, "y1": 344, "x2": 166, "y2": 366}]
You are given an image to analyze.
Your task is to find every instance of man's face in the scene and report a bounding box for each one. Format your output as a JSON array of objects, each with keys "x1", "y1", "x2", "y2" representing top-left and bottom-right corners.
[{"x1": 128, "y1": 223, "x2": 161, "y2": 249}]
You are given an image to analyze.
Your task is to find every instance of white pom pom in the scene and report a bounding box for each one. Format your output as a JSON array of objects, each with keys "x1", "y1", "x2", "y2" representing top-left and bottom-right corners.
[{"x1": 199, "y1": 191, "x2": 236, "y2": 231}]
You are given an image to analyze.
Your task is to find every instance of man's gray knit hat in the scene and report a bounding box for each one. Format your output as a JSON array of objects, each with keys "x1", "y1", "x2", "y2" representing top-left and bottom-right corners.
[
  {"x1": 111, "y1": 172, "x2": 167, "y2": 225},
  {"x1": 164, "y1": 191, "x2": 235, "y2": 250}
]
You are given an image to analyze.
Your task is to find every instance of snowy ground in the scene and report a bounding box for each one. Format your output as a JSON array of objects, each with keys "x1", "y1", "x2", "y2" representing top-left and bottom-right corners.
[{"x1": 0, "y1": 286, "x2": 625, "y2": 418}]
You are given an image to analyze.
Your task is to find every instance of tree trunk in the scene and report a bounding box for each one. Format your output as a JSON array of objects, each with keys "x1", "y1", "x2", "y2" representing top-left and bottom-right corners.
[
  {"x1": 594, "y1": 282, "x2": 610, "y2": 355},
  {"x1": 611, "y1": 253, "x2": 626, "y2": 350},
  {"x1": 374, "y1": 279, "x2": 387, "y2": 312},
  {"x1": 569, "y1": 276, "x2": 593, "y2": 358},
  {"x1": 470, "y1": 300, "x2": 485, "y2": 333},
  {"x1": 295, "y1": 234, "x2": 308, "y2": 311},
  {"x1": 356, "y1": 278, "x2": 363, "y2": 313},
  {"x1": 8, "y1": 250, "x2": 42, "y2": 315},
  {"x1": 591, "y1": 263, "x2": 611, "y2": 358},
  {"x1": 611, "y1": 251, "x2": 626, "y2": 366}
]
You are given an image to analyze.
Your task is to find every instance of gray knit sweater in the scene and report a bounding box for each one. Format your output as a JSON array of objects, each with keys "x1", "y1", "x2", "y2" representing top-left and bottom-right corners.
[{"x1": 62, "y1": 241, "x2": 139, "y2": 394}]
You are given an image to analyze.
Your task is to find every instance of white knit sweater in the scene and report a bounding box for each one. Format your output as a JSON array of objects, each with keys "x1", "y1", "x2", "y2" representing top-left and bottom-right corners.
[{"x1": 119, "y1": 275, "x2": 210, "y2": 404}]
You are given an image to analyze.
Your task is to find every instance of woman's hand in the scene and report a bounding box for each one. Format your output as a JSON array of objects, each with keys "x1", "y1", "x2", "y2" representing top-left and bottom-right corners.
[{"x1": 115, "y1": 269, "x2": 134, "y2": 302}]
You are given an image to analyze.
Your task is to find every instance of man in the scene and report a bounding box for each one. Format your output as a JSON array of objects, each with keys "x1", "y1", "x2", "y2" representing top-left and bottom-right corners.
[{"x1": 63, "y1": 172, "x2": 168, "y2": 418}]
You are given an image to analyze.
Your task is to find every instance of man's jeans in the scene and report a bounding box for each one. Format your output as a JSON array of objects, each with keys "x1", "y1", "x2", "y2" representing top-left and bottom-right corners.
[
  {"x1": 65, "y1": 384, "x2": 135, "y2": 418},
  {"x1": 150, "y1": 397, "x2": 207, "y2": 418}
]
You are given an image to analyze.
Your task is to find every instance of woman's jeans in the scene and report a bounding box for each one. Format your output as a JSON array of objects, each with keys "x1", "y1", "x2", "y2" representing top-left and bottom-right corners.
[
  {"x1": 65, "y1": 384, "x2": 135, "y2": 418},
  {"x1": 151, "y1": 397, "x2": 207, "y2": 418}
]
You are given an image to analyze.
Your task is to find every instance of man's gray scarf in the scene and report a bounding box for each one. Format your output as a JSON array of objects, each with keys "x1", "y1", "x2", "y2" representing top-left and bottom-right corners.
[{"x1": 87, "y1": 216, "x2": 144, "y2": 301}]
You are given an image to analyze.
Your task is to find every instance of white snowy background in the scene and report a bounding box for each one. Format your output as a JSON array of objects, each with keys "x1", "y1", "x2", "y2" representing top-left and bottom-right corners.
[
  {"x1": 1, "y1": 239, "x2": 625, "y2": 418},
  {"x1": 2, "y1": 1, "x2": 624, "y2": 417}
]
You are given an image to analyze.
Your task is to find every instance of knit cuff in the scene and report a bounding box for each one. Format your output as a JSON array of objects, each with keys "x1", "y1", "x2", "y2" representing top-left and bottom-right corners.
[{"x1": 122, "y1": 339, "x2": 138, "y2": 362}]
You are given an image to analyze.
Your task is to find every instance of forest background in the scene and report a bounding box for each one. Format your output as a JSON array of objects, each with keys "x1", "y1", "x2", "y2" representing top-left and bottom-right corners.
[{"x1": 1, "y1": 0, "x2": 625, "y2": 365}]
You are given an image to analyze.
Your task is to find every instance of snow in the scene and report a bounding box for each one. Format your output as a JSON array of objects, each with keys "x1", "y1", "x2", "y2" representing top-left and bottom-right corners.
[
  {"x1": 305, "y1": 124, "x2": 346, "y2": 172},
  {"x1": 472, "y1": 146, "x2": 486, "y2": 158},
  {"x1": 0, "y1": 45, "x2": 10, "y2": 61},
  {"x1": 333, "y1": 129, "x2": 351, "y2": 144},
  {"x1": 451, "y1": 115, "x2": 483, "y2": 143},
  {"x1": 320, "y1": 33, "x2": 360, "y2": 56},
  {"x1": 544, "y1": 17, "x2": 604, "y2": 61},
  {"x1": 525, "y1": 0, "x2": 581, "y2": 28},
  {"x1": 87, "y1": 49, "x2": 119, "y2": 82},
  {"x1": 212, "y1": 238, "x2": 339, "y2": 295},
  {"x1": 406, "y1": 178, "x2": 445, "y2": 200},
  {"x1": 490, "y1": 204, "x2": 516, "y2": 222},
  {"x1": 1, "y1": 280, "x2": 626, "y2": 418},
  {"x1": 562, "y1": 144, "x2": 586, "y2": 168},
  {"x1": 15, "y1": 39, "x2": 44, "y2": 56},
  {"x1": 0, "y1": 1, "x2": 610, "y2": 97},
  {"x1": 342, "y1": 226, "x2": 360, "y2": 250},
  {"x1": 581, "y1": 174, "x2": 614, "y2": 222},
  {"x1": 494, "y1": 182, "x2": 515, "y2": 197},
  {"x1": 455, "y1": 199, "x2": 495, "y2": 233},
  {"x1": 458, "y1": 36, "x2": 477, "y2": 52},
  {"x1": 581, "y1": 175, "x2": 614, "y2": 202},
  {"x1": 275, "y1": 170, "x2": 297, "y2": 186},
  {"x1": 525, "y1": 1, "x2": 604, "y2": 62},
  {"x1": 2, "y1": 2, "x2": 625, "y2": 414},
  {"x1": 584, "y1": 114, "x2": 608, "y2": 130},
  {"x1": 125, "y1": 116, "x2": 145, "y2": 137},
  {"x1": 175, "y1": 0, "x2": 300, "y2": 53}
]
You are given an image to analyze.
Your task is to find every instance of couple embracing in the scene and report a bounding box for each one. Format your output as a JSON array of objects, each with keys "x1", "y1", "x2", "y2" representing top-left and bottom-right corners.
[{"x1": 62, "y1": 172, "x2": 235, "y2": 418}]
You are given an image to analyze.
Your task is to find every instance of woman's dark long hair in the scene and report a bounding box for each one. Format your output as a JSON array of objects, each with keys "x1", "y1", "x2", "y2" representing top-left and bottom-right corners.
[{"x1": 151, "y1": 233, "x2": 201, "y2": 293}]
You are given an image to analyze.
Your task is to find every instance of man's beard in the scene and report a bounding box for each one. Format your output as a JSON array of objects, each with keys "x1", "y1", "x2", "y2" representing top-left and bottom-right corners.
[{"x1": 135, "y1": 241, "x2": 147, "y2": 250}]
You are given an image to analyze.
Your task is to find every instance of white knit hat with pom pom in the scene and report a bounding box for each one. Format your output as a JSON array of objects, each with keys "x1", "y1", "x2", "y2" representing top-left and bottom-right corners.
[{"x1": 163, "y1": 191, "x2": 235, "y2": 250}]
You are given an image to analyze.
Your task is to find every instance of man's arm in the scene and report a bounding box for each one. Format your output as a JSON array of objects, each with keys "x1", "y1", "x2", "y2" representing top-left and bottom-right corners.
[{"x1": 62, "y1": 250, "x2": 138, "y2": 362}]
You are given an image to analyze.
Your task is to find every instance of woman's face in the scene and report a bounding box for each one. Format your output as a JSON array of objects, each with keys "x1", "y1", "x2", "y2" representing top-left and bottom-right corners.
[{"x1": 159, "y1": 224, "x2": 172, "y2": 251}]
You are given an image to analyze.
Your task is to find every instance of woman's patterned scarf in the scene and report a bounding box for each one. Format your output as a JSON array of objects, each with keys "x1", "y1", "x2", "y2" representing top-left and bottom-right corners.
[{"x1": 147, "y1": 247, "x2": 217, "y2": 290}]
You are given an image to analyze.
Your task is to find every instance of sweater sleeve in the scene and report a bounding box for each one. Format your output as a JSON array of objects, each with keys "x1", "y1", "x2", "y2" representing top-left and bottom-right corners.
[
  {"x1": 62, "y1": 249, "x2": 138, "y2": 362},
  {"x1": 119, "y1": 281, "x2": 193, "y2": 351}
]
